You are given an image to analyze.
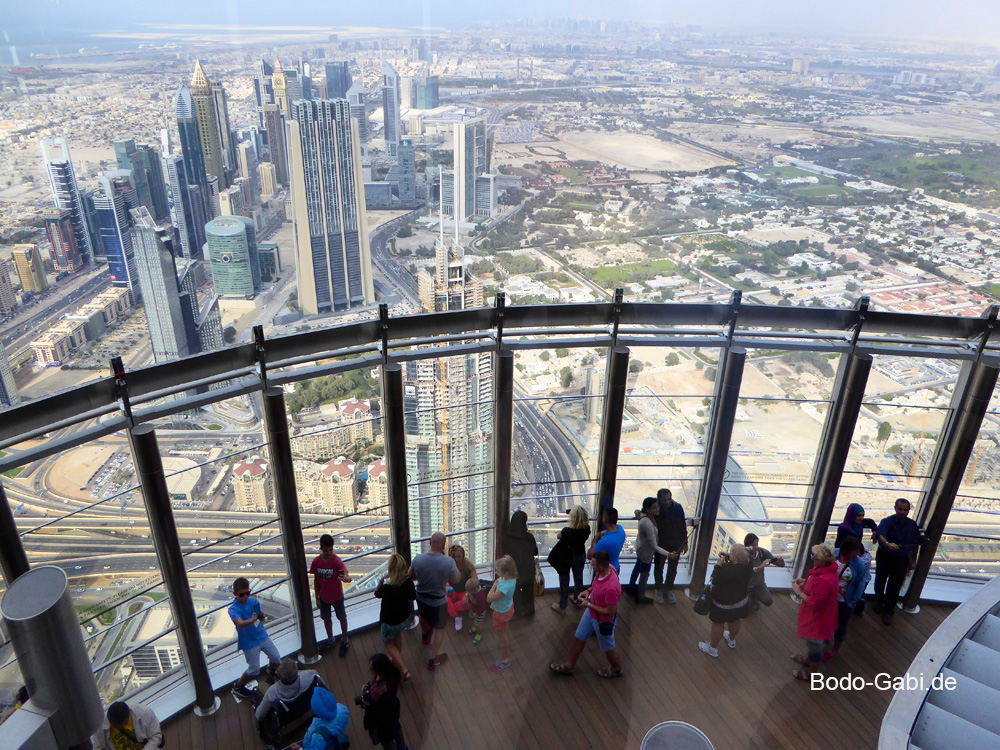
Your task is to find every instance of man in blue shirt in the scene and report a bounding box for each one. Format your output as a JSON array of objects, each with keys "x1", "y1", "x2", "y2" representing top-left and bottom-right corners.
[
  {"x1": 873, "y1": 498, "x2": 927, "y2": 626},
  {"x1": 589, "y1": 506, "x2": 626, "y2": 574},
  {"x1": 229, "y1": 576, "x2": 281, "y2": 699}
]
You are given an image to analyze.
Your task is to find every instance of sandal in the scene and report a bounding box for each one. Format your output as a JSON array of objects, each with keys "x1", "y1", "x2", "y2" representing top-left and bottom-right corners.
[
  {"x1": 548, "y1": 662, "x2": 575, "y2": 676},
  {"x1": 792, "y1": 669, "x2": 811, "y2": 682},
  {"x1": 790, "y1": 653, "x2": 809, "y2": 665},
  {"x1": 401, "y1": 670, "x2": 412, "y2": 682},
  {"x1": 596, "y1": 667, "x2": 623, "y2": 679},
  {"x1": 550, "y1": 603, "x2": 566, "y2": 614}
]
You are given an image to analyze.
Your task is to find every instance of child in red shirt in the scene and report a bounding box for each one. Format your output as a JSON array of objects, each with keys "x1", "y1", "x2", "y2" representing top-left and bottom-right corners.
[
  {"x1": 309, "y1": 534, "x2": 353, "y2": 656},
  {"x1": 464, "y1": 578, "x2": 488, "y2": 644}
]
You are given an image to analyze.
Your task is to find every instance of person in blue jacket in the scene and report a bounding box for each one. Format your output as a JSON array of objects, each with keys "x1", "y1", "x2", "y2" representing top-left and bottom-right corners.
[
  {"x1": 824, "y1": 537, "x2": 866, "y2": 662},
  {"x1": 300, "y1": 687, "x2": 350, "y2": 750}
]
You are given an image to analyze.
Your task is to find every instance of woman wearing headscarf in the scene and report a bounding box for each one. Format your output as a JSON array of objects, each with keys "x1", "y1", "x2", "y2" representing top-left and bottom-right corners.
[
  {"x1": 834, "y1": 503, "x2": 878, "y2": 614},
  {"x1": 503, "y1": 510, "x2": 538, "y2": 618}
]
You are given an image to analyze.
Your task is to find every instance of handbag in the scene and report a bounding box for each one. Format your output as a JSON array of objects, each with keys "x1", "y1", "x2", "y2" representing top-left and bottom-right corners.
[
  {"x1": 546, "y1": 538, "x2": 571, "y2": 573},
  {"x1": 693, "y1": 584, "x2": 713, "y2": 616},
  {"x1": 534, "y1": 559, "x2": 545, "y2": 597},
  {"x1": 598, "y1": 615, "x2": 616, "y2": 636}
]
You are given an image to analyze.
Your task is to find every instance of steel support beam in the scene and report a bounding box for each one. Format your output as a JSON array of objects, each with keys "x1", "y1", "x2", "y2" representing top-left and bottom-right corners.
[
  {"x1": 688, "y1": 346, "x2": 746, "y2": 597},
  {"x1": 0, "y1": 483, "x2": 29, "y2": 586},
  {"x1": 261, "y1": 386, "x2": 319, "y2": 664},
  {"x1": 903, "y1": 356, "x2": 1000, "y2": 609},
  {"x1": 594, "y1": 345, "x2": 630, "y2": 529},
  {"x1": 128, "y1": 424, "x2": 219, "y2": 716},
  {"x1": 382, "y1": 363, "x2": 411, "y2": 563},
  {"x1": 493, "y1": 350, "x2": 514, "y2": 560},
  {"x1": 792, "y1": 350, "x2": 873, "y2": 578}
]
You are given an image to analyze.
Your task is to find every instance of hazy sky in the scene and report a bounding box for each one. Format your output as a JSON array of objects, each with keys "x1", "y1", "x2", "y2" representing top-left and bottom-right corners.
[{"x1": 5, "y1": 0, "x2": 1000, "y2": 43}]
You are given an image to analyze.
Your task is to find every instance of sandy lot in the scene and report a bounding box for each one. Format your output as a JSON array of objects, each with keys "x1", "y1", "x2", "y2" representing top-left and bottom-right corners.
[
  {"x1": 743, "y1": 226, "x2": 831, "y2": 245},
  {"x1": 669, "y1": 122, "x2": 854, "y2": 164},
  {"x1": 49, "y1": 444, "x2": 117, "y2": 499},
  {"x1": 557, "y1": 131, "x2": 735, "y2": 172},
  {"x1": 828, "y1": 113, "x2": 1000, "y2": 141}
]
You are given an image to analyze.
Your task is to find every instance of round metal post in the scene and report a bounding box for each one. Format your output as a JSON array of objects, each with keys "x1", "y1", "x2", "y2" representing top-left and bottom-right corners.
[
  {"x1": 0, "y1": 482, "x2": 29, "y2": 586},
  {"x1": 792, "y1": 351, "x2": 872, "y2": 578},
  {"x1": 382, "y1": 363, "x2": 411, "y2": 563},
  {"x1": 688, "y1": 346, "x2": 746, "y2": 597},
  {"x1": 129, "y1": 424, "x2": 220, "y2": 716},
  {"x1": 594, "y1": 345, "x2": 630, "y2": 530},
  {"x1": 493, "y1": 350, "x2": 514, "y2": 560},
  {"x1": 261, "y1": 386, "x2": 319, "y2": 664}
]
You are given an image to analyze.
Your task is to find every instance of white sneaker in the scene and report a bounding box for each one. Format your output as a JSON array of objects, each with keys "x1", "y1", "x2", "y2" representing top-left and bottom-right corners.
[
  {"x1": 698, "y1": 641, "x2": 719, "y2": 658},
  {"x1": 455, "y1": 616, "x2": 463, "y2": 631},
  {"x1": 724, "y1": 631, "x2": 736, "y2": 649},
  {"x1": 666, "y1": 590, "x2": 677, "y2": 605},
  {"x1": 653, "y1": 590, "x2": 664, "y2": 604}
]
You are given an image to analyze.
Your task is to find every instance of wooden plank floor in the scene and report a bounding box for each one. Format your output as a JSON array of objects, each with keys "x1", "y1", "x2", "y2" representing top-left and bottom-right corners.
[{"x1": 163, "y1": 592, "x2": 952, "y2": 750}]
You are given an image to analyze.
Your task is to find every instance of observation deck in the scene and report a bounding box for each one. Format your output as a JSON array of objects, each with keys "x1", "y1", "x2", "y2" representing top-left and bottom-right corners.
[{"x1": 0, "y1": 296, "x2": 997, "y2": 749}]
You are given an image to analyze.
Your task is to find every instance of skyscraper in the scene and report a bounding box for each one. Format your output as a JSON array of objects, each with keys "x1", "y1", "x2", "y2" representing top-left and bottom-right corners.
[
  {"x1": 218, "y1": 186, "x2": 244, "y2": 217},
  {"x1": 272, "y1": 57, "x2": 290, "y2": 115},
  {"x1": 130, "y1": 207, "x2": 195, "y2": 363},
  {"x1": 287, "y1": 98, "x2": 374, "y2": 315},
  {"x1": 94, "y1": 171, "x2": 141, "y2": 302},
  {"x1": 12, "y1": 245, "x2": 48, "y2": 293},
  {"x1": 252, "y1": 58, "x2": 275, "y2": 128},
  {"x1": 43, "y1": 208, "x2": 83, "y2": 273},
  {"x1": 262, "y1": 104, "x2": 288, "y2": 185},
  {"x1": 237, "y1": 141, "x2": 259, "y2": 204},
  {"x1": 114, "y1": 140, "x2": 170, "y2": 224},
  {"x1": 0, "y1": 345, "x2": 19, "y2": 409},
  {"x1": 414, "y1": 76, "x2": 440, "y2": 109},
  {"x1": 325, "y1": 60, "x2": 351, "y2": 99},
  {"x1": 347, "y1": 83, "x2": 369, "y2": 145},
  {"x1": 381, "y1": 59, "x2": 401, "y2": 157},
  {"x1": 40, "y1": 138, "x2": 94, "y2": 266},
  {"x1": 164, "y1": 154, "x2": 203, "y2": 259},
  {"x1": 258, "y1": 162, "x2": 279, "y2": 197},
  {"x1": 205, "y1": 216, "x2": 261, "y2": 298},
  {"x1": 398, "y1": 139, "x2": 416, "y2": 204},
  {"x1": 175, "y1": 85, "x2": 212, "y2": 228},
  {"x1": 189, "y1": 60, "x2": 229, "y2": 192},
  {"x1": 454, "y1": 119, "x2": 488, "y2": 222},
  {"x1": 0, "y1": 261, "x2": 16, "y2": 313},
  {"x1": 212, "y1": 82, "x2": 237, "y2": 183}
]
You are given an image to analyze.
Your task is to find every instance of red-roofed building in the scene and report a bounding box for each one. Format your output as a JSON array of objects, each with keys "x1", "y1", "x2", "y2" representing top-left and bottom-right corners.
[
  {"x1": 365, "y1": 459, "x2": 389, "y2": 514},
  {"x1": 232, "y1": 457, "x2": 272, "y2": 512},
  {"x1": 318, "y1": 456, "x2": 356, "y2": 514},
  {"x1": 339, "y1": 398, "x2": 375, "y2": 443}
]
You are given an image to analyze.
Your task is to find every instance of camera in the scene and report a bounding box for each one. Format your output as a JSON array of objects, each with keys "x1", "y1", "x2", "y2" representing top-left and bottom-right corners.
[{"x1": 354, "y1": 685, "x2": 371, "y2": 706}]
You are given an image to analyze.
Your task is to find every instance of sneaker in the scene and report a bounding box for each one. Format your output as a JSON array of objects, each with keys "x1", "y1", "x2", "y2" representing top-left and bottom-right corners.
[
  {"x1": 427, "y1": 653, "x2": 448, "y2": 670},
  {"x1": 635, "y1": 597, "x2": 654, "y2": 605},
  {"x1": 653, "y1": 590, "x2": 664, "y2": 604},
  {"x1": 339, "y1": 638, "x2": 350, "y2": 657},
  {"x1": 490, "y1": 659, "x2": 512, "y2": 672},
  {"x1": 666, "y1": 590, "x2": 677, "y2": 604},
  {"x1": 472, "y1": 632, "x2": 482, "y2": 645},
  {"x1": 406, "y1": 618, "x2": 420, "y2": 630},
  {"x1": 421, "y1": 630, "x2": 431, "y2": 646},
  {"x1": 455, "y1": 616, "x2": 463, "y2": 631},
  {"x1": 698, "y1": 641, "x2": 719, "y2": 658},
  {"x1": 724, "y1": 631, "x2": 736, "y2": 650},
  {"x1": 468, "y1": 625, "x2": 478, "y2": 635},
  {"x1": 232, "y1": 685, "x2": 253, "y2": 701}
]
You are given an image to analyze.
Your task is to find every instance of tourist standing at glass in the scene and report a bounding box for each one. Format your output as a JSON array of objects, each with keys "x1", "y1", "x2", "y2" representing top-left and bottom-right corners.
[
  {"x1": 409, "y1": 532, "x2": 461, "y2": 671},
  {"x1": 698, "y1": 544, "x2": 753, "y2": 658},
  {"x1": 589, "y1": 506, "x2": 626, "y2": 575},
  {"x1": 744, "y1": 532, "x2": 785, "y2": 610},
  {"x1": 487, "y1": 555, "x2": 518, "y2": 671},
  {"x1": 374, "y1": 553, "x2": 417, "y2": 681},
  {"x1": 874, "y1": 498, "x2": 927, "y2": 626},
  {"x1": 309, "y1": 534, "x2": 353, "y2": 656},
  {"x1": 229, "y1": 576, "x2": 281, "y2": 700},
  {"x1": 653, "y1": 488, "x2": 687, "y2": 604},
  {"x1": 503, "y1": 510, "x2": 538, "y2": 618},
  {"x1": 791, "y1": 544, "x2": 839, "y2": 681},
  {"x1": 549, "y1": 505, "x2": 591, "y2": 614},
  {"x1": 629, "y1": 497, "x2": 672, "y2": 605},
  {"x1": 835, "y1": 502, "x2": 878, "y2": 614},
  {"x1": 446, "y1": 544, "x2": 478, "y2": 630},
  {"x1": 825, "y1": 537, "x2": 866, "y2": 662}
]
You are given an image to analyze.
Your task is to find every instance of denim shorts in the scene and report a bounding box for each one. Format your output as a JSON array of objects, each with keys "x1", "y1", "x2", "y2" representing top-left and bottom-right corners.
[
  {"x1": 574, "y1": 611, "x2": 616, "y2": 652},
  {"x1": 242, "y1": 635, "x2": 280, "y2": 676},
  {"x1": 381, "y1": 615, "x2": 413, "y2": 643}
]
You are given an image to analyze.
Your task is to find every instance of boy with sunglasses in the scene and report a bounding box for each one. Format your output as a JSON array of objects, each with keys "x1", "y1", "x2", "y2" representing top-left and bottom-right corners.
[{"x1": 229, "y1": 576, "x2": 281, "y2": 700}]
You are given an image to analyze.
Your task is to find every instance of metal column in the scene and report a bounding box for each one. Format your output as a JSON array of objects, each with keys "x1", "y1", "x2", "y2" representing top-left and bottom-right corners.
[
  {"x1": 129, "y1": 424, "x2": 219, "y2": 716},
  {"x1": 792, "y1": 350, "x2": 873, "y2": 578},
  {"x1": 0, "y1": 482, "x2": 29, "y2": 586},
  {"x1": 688, "y1": 346, "x2": 746, "y2": 597},
  {"x1": 261, "y1": 386, "x2": 319, "y2": 665},
  {"x1": 903, "y1": 356, "x2": 1000, "y2": 609},
  {"x1": 382, "y1": 363, "x2": 411, "y2": 563},
  {"x1": 594, "y1": 345, "x2": 630, "y2": 529},
  {"x1": 493, "y1": 350, "x2": 514, "y2": 560}
]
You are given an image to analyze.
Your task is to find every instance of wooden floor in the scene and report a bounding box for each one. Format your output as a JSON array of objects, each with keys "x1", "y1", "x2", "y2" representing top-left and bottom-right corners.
[{"x1": 163, "y1": 592, "x2": 952, "y2": 750}]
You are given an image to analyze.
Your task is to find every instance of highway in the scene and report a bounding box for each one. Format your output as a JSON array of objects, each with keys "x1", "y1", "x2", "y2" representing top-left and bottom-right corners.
[{"x1": 368, "y1": 207, "x2": 425, "y2": 306}]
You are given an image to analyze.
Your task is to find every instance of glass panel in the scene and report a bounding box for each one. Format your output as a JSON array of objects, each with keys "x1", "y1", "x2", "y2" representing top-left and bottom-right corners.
[
  {"x1": 511, "y1": 346, "x2": 605, "y2": 558},
  {"x1": 0, "y1": 657, "x2": 24, "y2": 722},
  {"x1": 403, "y1": 351, "x2": 494, "y2": 565},
  {"x1": 834, "y1": 356, "x2": 952, "y2": 544},
  {"x1": 90, "y1": 601, "x2": 178, "y2": 703}
]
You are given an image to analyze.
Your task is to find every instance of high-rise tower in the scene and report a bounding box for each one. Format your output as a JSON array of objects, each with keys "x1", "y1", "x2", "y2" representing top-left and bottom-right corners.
[
  {"x1": 398, "y1": 139, "x2": 416, "y2": 205},
  {"x1": 272, "y1": 57, "x2": 290, "y2": 115},
  {"x1": 190, "y1": 60, "x2": 229, "y2": 193},
  {"x1": 0, "y1": 345, "x2": 19, "y2": 409},
  {"x1": 381, "y1": 59, "x2": 401, "y2": 157},
  {"x1": 40, "y1": 138, "x2": 94, "y2": 266},
  {"x1": 0, "y1": 261, "x2": 16, "y2": 314},
  {"x1": 237, "y1": 141, "x2": 259, "y2": 204},
  {"x1": 287, "y1": 98, "x2": 374, "y2": 315},
  {"x1": 43, "y1": 208, "x2": 83, "y2": 273},
  {"x1": 164, "y1": 154, "x2": 204, "y2": 259},
  {"x1": 252, "y1": 58, "x2": 275, "y2": 128},
  {"x1": 12, "y1": 245, "x2": 48, "y2": 293},
  {"x1": 347, "y1": 83, "x2": 369, "y2": 145},
  {"x1": 325, "y1": 60, "x2": 352, "y2": 100},
  {"x1": 454, "y1": 119, "x2": 488, "y2": 222},
  {"x1": 130, "y1": 207, "x2": 196, "y2": 363},
  {"x1": 94, "y1": 171, "x2": 141, "y2": 302},
  {"x1": 262, "y1": 104, "x2": 288, "y2": 186},
  {"x1": 205, "y1": 216, "x2": 261, "y2": 298},
  {"x1": 114, "y1": 139, "x2": 170, "y2": 224}
]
